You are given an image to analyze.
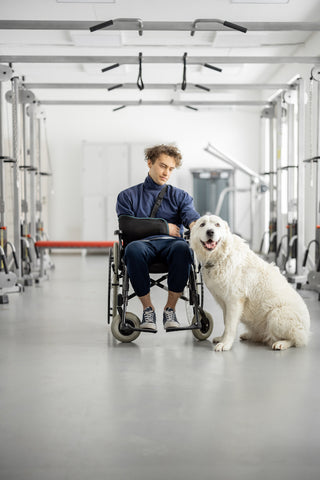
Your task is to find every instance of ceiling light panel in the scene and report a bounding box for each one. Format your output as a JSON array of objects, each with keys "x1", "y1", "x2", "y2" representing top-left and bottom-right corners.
[
  {"x1": 231, "y1": 0, "x2": 289, "y2": 3},
  {"x1": 57, "y1": 1, "x2": 116, "y2": 3}
]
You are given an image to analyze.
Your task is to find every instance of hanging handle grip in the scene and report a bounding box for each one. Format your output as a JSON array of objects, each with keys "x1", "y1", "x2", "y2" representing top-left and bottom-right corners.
[
  {"x1": 90, "y1": 20, "x2": 114, "y2": 33},
  {"x1": 223, "y1": 21, "x2": 247, "y2": 33}
]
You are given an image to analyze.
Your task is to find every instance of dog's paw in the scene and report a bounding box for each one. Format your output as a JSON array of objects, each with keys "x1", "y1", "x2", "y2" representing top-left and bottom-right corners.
[
  {"x1": 272, "y1": 340, "x2": 293, "y2": 350},
  {"x1": 215, "y1": 342, "x2": 232, "y2": 352},
  {"x1": 212, "y1": 336, "x2": 223, "y2": 344}
]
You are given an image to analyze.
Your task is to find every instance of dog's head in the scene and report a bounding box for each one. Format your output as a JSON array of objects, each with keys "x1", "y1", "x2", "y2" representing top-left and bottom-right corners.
[{"x1": 190, "y1": 214, "x2": 231, "y2": 260}]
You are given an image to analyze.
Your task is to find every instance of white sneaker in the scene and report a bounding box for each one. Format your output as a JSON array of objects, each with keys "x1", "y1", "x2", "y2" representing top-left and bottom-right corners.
[
  {"x1": 140, "y1": 307, "x2": 157, "y2": 331},
  {"x1": 163, "y1": 308, "x2": 180, "y2": 330}
]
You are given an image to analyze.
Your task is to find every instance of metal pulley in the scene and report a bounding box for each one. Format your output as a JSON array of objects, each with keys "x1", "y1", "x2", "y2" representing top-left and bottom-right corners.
[
  {"x1": 311, "y1": 65, "x2": 320, "y2": 82},
  {"x1": 5, "y1": 88, "x2": 36, "y2": 104},
  {"x1": 0, "y1": 64, "x2": 14, "y2": 82}
]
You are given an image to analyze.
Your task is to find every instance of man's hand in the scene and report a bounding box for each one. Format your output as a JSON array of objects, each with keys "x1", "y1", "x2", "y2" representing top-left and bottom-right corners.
[{"x1": 168, "y1": 223, "x2": 181, "y2": 237}]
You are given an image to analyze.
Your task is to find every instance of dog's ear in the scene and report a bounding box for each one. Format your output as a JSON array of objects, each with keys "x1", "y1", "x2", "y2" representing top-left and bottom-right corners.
[{"x1": 223, "y1": 219, "x2": 231, "y2": 233}]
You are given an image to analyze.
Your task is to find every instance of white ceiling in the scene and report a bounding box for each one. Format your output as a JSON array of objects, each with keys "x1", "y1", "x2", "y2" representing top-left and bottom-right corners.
[{"x1": 0, "y1": 0, "x2": 320, "y2": 107}]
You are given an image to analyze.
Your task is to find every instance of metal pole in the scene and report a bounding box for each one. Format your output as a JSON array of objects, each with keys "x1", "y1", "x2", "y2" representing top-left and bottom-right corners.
[
  {"x1": 296, "y1": 77, "x2": 306, "y2": 279},
  {"x1": 0, "y1": 82, "x2": 4, "y2": 228},
  {"x1": 275, "y1": 96, "x2": 285, "y2": 255},
  {"x1": 269, "y1": 111, "x2": 277, "y2": 227},
  {"x1": 316, "y1": 79, "x2": 320, "y2": 260},
  {"x1": 21, "y1": 103, "x2": 28, "y2": 227},
  {"x1": 29, "y1": 102, "x2": 36, "y2": 240},
  {"x1": 287, "y1": 103, "x2": 297, "y2": 225},
  {"x1": 11, "y1": 77, "x2": 21, "y2": 278},
  {"x1": 37, "y1": 115, "x2": 42, "y2": 230}
]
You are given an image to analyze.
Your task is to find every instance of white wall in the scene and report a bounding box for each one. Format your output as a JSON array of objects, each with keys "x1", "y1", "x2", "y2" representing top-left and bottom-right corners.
[{"x1": 45, "y1": 104, "x2": 261, "y2": 242}]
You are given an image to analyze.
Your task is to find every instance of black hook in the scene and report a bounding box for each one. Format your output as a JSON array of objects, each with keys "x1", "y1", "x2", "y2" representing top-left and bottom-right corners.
[
  {"x1": 181, "y1": 52, "x2": 187, "y2": 91},
  {"x1": 113, "y1": 105, "x2": 126, "y2": 112},
  {"x1": 137, "y1": 52, "x2": 144, "y2": 91},
  {"x1": 107, "y1": 84, "x2": 123, "y2": 91},
  {"x1": 203, "y1": 63, "x2": 222, "y2": 73},
  {"x1": 101, "y1": 63, "x2": 120, "y2": 73}
]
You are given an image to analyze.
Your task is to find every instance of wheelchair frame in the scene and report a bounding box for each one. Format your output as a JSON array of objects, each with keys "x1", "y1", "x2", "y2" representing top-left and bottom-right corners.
[{"x1": 107, "y1": 228, "x2": 214, "y2": 343}]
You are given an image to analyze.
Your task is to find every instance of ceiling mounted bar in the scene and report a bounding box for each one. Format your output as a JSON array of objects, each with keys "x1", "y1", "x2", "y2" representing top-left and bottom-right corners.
[
  {"x1": 205, "y1": 143, "x2": 268, "y2": 186},
  {"x1": 3, "y1": 55, "x2": 320, "y2": 64},
  {"x1": 191, "y1": 19, "x2": 247, "y2": 36},
  {"x1": 24, "y1": 82, "x2": 289, "y2": 90},
  {"x1": 90, "y1": 18, "x2": 143, "y2": 35},
  {"x1": 0, "y1": 20, "x2": 320, "y2": 32},
  {"x1": 38, "y1": 100, "x2": 270, "y2": 106}
]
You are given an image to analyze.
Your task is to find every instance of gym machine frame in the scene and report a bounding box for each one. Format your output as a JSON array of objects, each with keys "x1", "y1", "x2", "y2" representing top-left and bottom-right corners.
[
  {"x1": 204, "y1": 143, "x2": 268, "y2": 247},
  {"x1": 302, "y1": 65, "x2": 320, "y2": 298},
  {"x1": 261, "y1": 77, "x2": 306, "y2": 284}
]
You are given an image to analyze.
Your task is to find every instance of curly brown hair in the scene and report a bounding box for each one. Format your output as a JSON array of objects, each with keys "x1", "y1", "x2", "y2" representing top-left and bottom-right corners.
[{"x1": 144, "y1": 144, "x2": 182, "y2": 168}]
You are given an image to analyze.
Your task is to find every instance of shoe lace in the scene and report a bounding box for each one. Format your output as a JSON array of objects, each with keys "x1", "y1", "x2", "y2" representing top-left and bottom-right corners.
[
  {"x1": 143, "y1": 308, "x2": 155, "y2": 323},
  {"x1": 165, "y1": 308, "x2": 176, "y2": 323}
]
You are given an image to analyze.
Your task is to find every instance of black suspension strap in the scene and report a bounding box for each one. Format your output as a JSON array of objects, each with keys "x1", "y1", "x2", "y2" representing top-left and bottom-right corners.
[
  {"x1": 150, "y1": 185, "x2": 168, "y2": 218},
  {"x1": 137, "y1": 52, "x2": 144, "y2": 91},
  {"x1": 181, "y1": 52, "x2": 187, "y2": 91}
]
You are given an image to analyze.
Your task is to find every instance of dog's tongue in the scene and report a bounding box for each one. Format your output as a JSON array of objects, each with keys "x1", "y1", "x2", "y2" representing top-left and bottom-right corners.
[{"x1": 205, "y1": 240, "x2": 216, "y2": 250}]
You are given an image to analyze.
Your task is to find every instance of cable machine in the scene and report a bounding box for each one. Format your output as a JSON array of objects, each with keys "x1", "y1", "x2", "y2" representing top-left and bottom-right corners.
[
  {"x1": 302, "y1": 65, "x2": 320, "y2": 299},
  {"x1": 204, "y1": 143, "x2": 268, "y2": 247},
  {"x1": 5, "y1": 78, "x2": 53, "y2": 284},
  {"x1": 0, "y1": 66, "x2": 21, "y2": 302},
  {"x1": 261, "y1": 77, "x2": 307, "y2": 285}
]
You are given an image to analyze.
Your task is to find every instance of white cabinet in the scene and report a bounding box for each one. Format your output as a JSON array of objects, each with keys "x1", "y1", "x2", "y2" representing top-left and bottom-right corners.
[{"x1": 82, "y1": 142, "x2": 149, "y2": 241}]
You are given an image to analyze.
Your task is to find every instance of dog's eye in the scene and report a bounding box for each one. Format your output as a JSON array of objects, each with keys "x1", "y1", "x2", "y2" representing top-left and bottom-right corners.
[
  {"x1": 200, "y1": 222, "x2": 206, "y2": 228},
  {"x1": 215, "y1": 223, "x2": 220, "y2": 227}
]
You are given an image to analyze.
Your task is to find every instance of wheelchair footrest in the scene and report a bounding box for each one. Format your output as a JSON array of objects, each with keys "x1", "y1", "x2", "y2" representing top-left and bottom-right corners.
[
  {"x1": 165, "y1": 324, "x2": 200, "y2": 332},
  {"x1": 130, "y1": 327, "x2": 157, "y2": 334}
]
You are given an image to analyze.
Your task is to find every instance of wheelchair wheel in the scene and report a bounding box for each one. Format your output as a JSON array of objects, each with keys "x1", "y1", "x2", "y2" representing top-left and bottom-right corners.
[
  {"x1": 111, "y1": 313, "x2": 141, "y2": 343},
  {"x1": 107, "y1": 242, "x2": 120, "y2": 324},
  {"x1": 191, "y1": 310, "x2": 214, "y2": 341}
]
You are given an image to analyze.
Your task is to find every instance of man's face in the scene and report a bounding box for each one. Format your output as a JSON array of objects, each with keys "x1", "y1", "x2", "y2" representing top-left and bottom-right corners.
[{"x1": 147, "y1": 154, "x2": 176, "y2": 186}]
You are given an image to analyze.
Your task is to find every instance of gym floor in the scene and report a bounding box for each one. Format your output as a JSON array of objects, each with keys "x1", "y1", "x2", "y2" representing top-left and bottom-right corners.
[{"x1": 0, "y1": 254, "x2": 319, "y2": 480}]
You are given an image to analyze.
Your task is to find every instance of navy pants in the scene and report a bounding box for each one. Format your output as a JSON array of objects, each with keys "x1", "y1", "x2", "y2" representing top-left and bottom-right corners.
[{"x1": 124, "y1": 238, "x2": 193, "y2": 297}]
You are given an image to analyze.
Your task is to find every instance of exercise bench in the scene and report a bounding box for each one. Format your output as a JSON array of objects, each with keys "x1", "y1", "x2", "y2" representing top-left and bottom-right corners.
[{"x1": 34, "y1": 240, "x2": 115, "y2": 277}]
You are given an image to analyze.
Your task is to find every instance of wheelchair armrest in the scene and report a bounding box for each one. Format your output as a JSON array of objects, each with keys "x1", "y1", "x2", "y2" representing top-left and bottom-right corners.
[
  {"x1": 118, "y1": 215, "x2": 169, "y2": 245},
  {"x1": 184, "y1": 229, "x2": 191, "y2": 240}
]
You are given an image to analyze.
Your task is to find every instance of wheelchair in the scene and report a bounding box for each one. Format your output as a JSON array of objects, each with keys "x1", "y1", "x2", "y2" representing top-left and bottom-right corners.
[{"x1": 107, "y1": 215, "x2": 214, "y2": 343}]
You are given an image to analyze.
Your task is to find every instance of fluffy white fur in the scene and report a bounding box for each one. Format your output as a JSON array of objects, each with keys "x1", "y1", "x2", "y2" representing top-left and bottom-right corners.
[{"x1": 190, "y1": 214, "x2": 310, "y2": 351}]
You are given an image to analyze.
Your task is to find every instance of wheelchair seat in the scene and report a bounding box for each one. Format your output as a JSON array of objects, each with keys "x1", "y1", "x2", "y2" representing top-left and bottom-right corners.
[{"x1": 149, "y1": 261, "x2": 168, "y2": 274}]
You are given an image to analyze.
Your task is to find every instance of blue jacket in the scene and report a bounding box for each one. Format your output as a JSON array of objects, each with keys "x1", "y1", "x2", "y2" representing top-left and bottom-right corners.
[{"x1": 116, "y1": 175, "x2": 200, "y2": 237}]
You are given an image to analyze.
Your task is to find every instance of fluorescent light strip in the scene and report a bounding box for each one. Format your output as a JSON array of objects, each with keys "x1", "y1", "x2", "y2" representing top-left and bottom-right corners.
[
  {"x1": 56, "y1": 1, "x2": 115, "y2": 4},
  {"x1": 232, "y1": 0, "x2": 289, "y2": 3}
]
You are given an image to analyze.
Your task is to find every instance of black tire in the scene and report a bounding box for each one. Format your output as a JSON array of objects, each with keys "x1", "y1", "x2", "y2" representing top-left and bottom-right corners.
[
  {"x1": 107, "y1": 242, "x2": 120, "y2": 324},
  {"x1": 111, "y1": 313, "x2": 141, "y2": 343},
  {"x1": 107, "y1": 248, "x2": 113, "y2": 324},
  {"x1": 192, "y1": 311, "x2": 214, "y2": 341}
]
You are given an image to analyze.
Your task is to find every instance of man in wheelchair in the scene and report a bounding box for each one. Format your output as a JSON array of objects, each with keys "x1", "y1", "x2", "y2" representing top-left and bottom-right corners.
[{"x1": 116, "y1": 144, "x2": 200, "y2": 332}]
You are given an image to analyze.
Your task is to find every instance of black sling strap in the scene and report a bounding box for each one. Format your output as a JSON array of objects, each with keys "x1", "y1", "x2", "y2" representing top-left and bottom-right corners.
[{"x1": 150, "y1": 185, "x2": 168, "y2": 218}]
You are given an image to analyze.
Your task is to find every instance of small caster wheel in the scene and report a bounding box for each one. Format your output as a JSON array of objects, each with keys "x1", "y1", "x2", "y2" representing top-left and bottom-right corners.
[
  {"x1": 192, "y1": 310, "x2": 214, "y2": 341},
  {"x1": 111, "y1": 313, "x2": 141, "y2": 343}
]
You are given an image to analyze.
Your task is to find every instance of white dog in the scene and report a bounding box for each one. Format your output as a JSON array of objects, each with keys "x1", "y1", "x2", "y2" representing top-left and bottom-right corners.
[{"x1": 190, "y1": 214, "x2": 310, "y2": 351}]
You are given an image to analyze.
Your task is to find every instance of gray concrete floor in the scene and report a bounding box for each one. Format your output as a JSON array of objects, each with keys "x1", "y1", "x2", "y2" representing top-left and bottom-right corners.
[{"x1": 0, "y1": 254, "x2": 320, "y2": 480}]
